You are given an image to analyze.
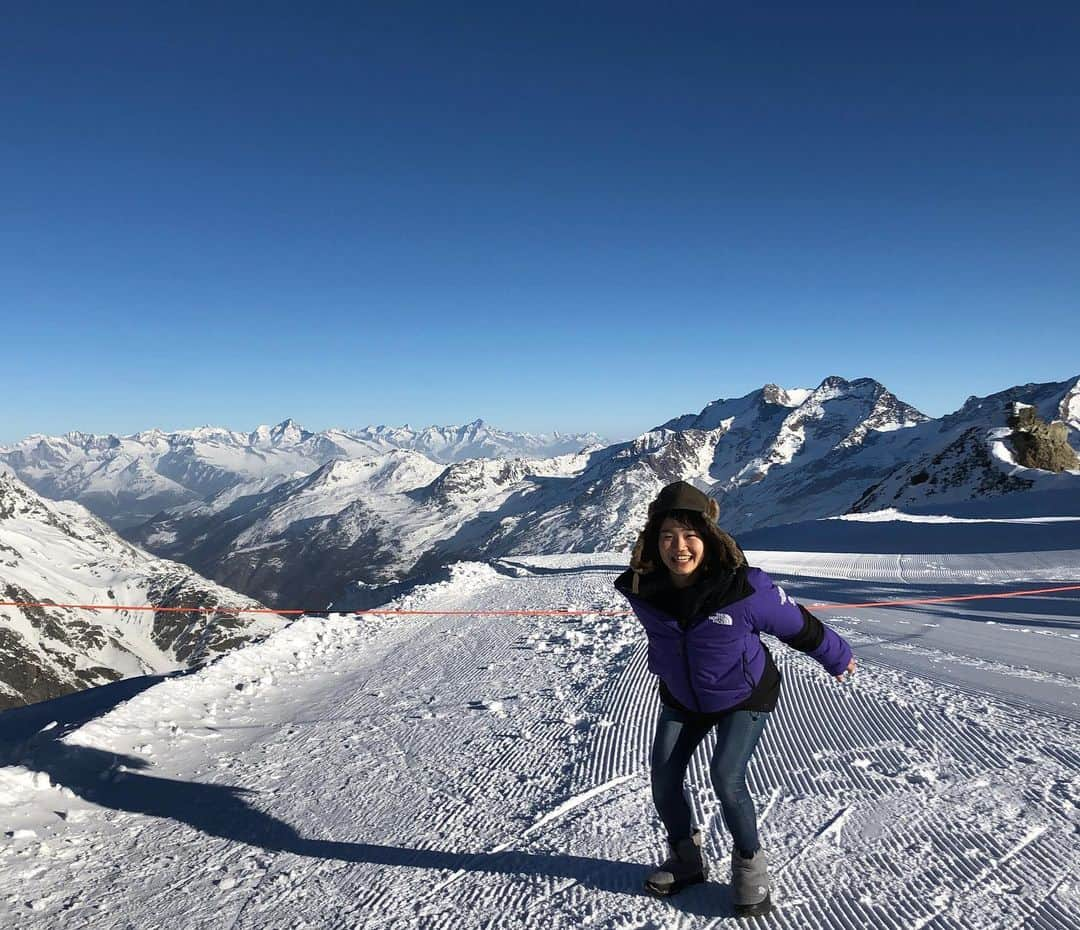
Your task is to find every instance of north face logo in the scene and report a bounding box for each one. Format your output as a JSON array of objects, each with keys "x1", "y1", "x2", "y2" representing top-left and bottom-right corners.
[
  {"x1": 776, "y1": 585, "x2": 792, "y2": 605},
  {"x1": 711, "y1": 613, "x2": 733, "y2": 626}
]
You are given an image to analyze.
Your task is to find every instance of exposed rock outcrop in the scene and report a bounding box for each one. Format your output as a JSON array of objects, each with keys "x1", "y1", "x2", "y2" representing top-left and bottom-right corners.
[{"x1": 1008, "y1": 404, "x2": 1080, "y2": 472}]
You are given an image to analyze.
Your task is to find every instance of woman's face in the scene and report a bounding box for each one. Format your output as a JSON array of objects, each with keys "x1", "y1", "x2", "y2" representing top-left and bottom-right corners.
[{"x1": 657, "y1": 516, "x2": 705, "y2": 586}]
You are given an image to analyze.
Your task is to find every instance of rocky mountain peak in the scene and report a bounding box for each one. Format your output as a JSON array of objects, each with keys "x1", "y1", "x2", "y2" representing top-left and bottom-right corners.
[
  {"x1": 269, "y1": 418, "x2": 308, "y2": 445},
  {"x1": 760, "y1": 383, "x2": 787, "y2": 405},
  {"x1": 818, "y1": 374, "x2": 851, "y2": 392},
  {"x1": 759, "y1": 382, "x2": 817, "y2": 409}
]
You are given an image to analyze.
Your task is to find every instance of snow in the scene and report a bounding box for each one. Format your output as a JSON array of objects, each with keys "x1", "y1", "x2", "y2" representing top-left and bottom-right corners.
[
  {"x1": 830, "y1": 506, "x2": 1079, "y2": 525},
  {"x1": 780, "y1": 388, "x2": 813, "y2": 407},
  {"x1": 741, "y1": 491, "x2": 1080, "y2": 555},
  {"x1": 1061, "y1": 379, "x2": 1080, "y2": 434},
  {"x1": 0, "y1": 473, "x2": 284, "y2": 703},
  {"x1": 0, "y1": 421, "x2": 606, "y2": 518},
  {"x1": 1, "y1": 546, "x2": 1078, "y2": 929}
]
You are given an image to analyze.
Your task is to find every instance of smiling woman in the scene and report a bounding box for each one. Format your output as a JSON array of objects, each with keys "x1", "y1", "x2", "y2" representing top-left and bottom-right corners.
[
  {"x1": 613, "y1": 480, "x2": 856, "y2": 915},
  {"x1": 657, "y1": 518, "x2": 705, "y2": 584}
]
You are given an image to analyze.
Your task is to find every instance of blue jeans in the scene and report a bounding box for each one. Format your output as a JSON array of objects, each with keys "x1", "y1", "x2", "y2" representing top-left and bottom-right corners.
[{"x1": 650, "y1": 703, "x2": 769, "y2": 853}]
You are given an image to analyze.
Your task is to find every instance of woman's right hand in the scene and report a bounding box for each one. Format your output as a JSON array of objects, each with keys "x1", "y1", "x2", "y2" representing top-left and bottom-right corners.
[{"x1": 835, "y1": 657, "x2": 856, "y2": 681}]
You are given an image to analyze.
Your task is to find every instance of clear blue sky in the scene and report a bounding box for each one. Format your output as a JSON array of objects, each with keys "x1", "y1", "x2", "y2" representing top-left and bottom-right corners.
[{"x1": 3, "y1": 2, "x2": 1078, "y2": 445}]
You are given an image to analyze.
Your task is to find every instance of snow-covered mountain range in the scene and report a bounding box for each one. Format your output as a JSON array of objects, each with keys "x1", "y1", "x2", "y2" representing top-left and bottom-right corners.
[
  {"x1": 0, "y1": 473, "x2": 285, "y2": 710},
  {"x1": 2, "y1": 373, "x2": 1078, "y2": 709},
  {"x1": 0, "y1": 419, "x2": 607, "y2": 530},
  {"x1": 130, "y1": 448, "x2": 597, "y2": 609},
  {"x1": 113, "y1": 374, "x2": 1080, "y2": 610}
]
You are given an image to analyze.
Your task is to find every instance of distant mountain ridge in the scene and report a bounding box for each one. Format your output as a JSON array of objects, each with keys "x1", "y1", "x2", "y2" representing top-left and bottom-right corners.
[{"x1": 0, "y1": 418, "x2": 607, "y2": 530}]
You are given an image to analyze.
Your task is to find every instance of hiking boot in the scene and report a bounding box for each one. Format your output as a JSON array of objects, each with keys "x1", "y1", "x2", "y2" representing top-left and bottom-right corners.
[
  {"x1": 732, "y1": 846, "x2": 772, "y2": 917},
  {"x1": 644, "y1": 828, "x2": 708, "y2": 896}
]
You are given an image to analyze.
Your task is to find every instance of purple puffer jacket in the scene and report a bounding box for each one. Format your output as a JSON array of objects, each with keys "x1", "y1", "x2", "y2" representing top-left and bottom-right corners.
[{"x1": 624, "y1": 567, "x2": 852, "y2": 714}]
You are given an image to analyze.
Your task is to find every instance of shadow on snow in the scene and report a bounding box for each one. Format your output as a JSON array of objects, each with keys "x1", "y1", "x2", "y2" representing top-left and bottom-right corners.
[{"x1": 1, "y1": 680, "x2": 739, "y2": 917}]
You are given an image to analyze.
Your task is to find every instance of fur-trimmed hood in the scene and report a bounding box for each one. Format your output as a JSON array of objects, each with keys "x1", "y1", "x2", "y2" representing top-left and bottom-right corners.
[{"x1": 625, "y1": 481, "x2": 746, "y2": 594}]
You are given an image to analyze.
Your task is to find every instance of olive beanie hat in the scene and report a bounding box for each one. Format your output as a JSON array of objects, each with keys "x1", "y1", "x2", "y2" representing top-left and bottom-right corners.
[{"x1": 646, "y1": 480, "x2": 720, "y2": 523}]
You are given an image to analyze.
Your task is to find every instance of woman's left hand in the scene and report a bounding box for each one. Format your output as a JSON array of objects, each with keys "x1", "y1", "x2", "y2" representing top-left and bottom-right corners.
[{"x1": 835, "y1": 657, "x2": 856, "y2": 681}]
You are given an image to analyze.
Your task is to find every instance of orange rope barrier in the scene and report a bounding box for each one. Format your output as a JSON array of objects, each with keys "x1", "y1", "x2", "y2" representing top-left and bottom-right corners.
[
  {"x1": 1, "y1": 583, "x2": 1078, "y2": 617},
  {"x1": 806, "y1": 583, "x2": 1080, "y2": 610}
]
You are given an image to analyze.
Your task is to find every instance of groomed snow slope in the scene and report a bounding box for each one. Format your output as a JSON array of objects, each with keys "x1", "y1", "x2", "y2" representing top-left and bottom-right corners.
[{"x1": 2, "y1": 551, "x2": 1078, "y2": 929}]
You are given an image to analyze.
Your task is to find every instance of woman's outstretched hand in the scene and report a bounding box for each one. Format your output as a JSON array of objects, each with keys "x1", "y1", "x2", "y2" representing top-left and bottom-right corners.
[{"x1": 835, "y1": 657, "x2": 856, "y2": 681}]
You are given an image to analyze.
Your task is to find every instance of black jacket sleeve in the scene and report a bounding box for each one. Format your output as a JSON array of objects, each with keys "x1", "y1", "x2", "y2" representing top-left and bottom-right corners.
[{"x1": 777, "y1": 604, "x2": 826, "y2": 653}]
